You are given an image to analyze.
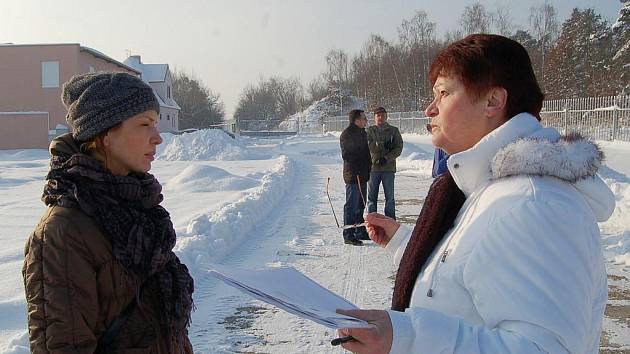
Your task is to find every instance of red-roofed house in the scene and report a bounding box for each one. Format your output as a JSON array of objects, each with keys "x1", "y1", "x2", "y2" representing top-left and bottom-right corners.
[{"x1": 0, "y1": 43, "x2": 141, "y2": 149}]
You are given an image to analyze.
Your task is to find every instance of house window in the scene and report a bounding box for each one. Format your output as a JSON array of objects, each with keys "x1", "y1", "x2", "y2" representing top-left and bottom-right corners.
[
  {"x1": 89, "y1": 66, "x2": 95, "y2": 73},
  {"x1": 42, "y1": 61, "x2": 60, "y2": 88},
  {"x1": 160, "y1": 114, "x2": 162, "y2": 121},
  {"x1": 167, "y1": 115, "x2": 170, "y2": 121},
  {"x1": 167, "y1": 86, "x2": 171, "y2": 98}
]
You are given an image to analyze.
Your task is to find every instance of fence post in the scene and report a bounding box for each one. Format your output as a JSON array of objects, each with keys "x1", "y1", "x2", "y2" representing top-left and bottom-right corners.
[
  {"x1": 612, "y1": 106, "x2": 619, "y2": 141},
  {"x1": 563, "y1": 108, "x2": 568, "y2": 135}
]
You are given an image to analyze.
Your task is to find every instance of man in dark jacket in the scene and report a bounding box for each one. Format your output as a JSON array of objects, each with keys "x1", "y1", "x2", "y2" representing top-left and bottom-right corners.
[
  {"x1": 367, "y1": 106, "x2": 403, "y2": 219},
  {"x1": 340, "y1": 109, "x2": 371, "y2": 246}
]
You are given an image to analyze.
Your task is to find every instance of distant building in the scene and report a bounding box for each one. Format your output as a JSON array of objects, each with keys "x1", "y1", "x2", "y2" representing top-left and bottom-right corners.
[
  {"x1": 0, "y1": 43, "x2": 140, "y2": 149},
  {"x1": 123, "y1": 55, "x2": 180, "y2": 134}
]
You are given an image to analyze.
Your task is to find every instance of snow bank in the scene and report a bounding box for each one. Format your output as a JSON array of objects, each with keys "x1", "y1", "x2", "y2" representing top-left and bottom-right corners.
[
  {"x1": 600, "y1": 165, "x2": 630, "y2": 265},
  {"x1": 157, "y1": 129, "x2": 251, "y2": 161},
  {"x1": 2, "y1": 331, "x2": 28, "y2": 354},
  {"x1": 164, "y1": 165, "x2": 259, "y2": 193},
  {"x1": 174, "y1": 156, "x2": 294, "y2": 276}
]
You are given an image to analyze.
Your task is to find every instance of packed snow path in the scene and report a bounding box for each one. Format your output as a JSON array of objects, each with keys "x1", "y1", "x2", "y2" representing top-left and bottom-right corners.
[{"x1": 186, "y1": 136, "x2": 434, "y2": 353}]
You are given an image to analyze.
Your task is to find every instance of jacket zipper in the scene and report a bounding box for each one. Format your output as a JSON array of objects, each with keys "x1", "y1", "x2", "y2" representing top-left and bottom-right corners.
[{"x1": 425, "y1": 187, "x2": 485, "y2": 298}]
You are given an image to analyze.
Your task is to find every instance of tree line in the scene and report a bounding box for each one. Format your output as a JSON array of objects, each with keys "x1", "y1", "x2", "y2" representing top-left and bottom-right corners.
[
  {"x1": 234, "y1": 0, "x2": 629, "y2": 126},
  {"x1": 171, "y1": 70, "x2": 225, "y2": 130}
]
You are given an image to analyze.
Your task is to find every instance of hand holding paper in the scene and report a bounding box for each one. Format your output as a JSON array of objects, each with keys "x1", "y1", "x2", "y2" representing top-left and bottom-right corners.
[{"x1": 208, "y1": 264, "x2": 370, "y2": 329}]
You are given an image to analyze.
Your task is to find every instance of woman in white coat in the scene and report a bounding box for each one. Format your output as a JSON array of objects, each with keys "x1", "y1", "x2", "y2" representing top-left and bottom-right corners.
[{"x1": 337, "y1": 34, "x2": 615, "y2": 354}]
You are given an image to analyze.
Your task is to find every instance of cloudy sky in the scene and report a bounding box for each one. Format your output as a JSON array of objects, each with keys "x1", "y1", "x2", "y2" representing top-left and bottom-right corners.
[{"x1": 1, "y1": 0, "x2": 623, "y2": 118}]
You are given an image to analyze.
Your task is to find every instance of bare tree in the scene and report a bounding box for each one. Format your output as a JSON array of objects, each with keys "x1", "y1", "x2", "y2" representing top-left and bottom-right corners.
[
  {"x1": 324, "y1": 49, "x2": 349, "y2": 87},
  {"x1": 460, "y1": 2, "x2": 491, "y2": 35},
  {"x1": 270, "y1": 77, "x2": 306, "y2": 118},
  {"x1": 307, "y1": 77, "x2": 328, "y2": 102},
  {"x1": 529, "y1": 1, "x2": 559, "y2": 87},
  {"x1": 398, "y1": 10, "x2": 436, "y2": 108},
  {"x1": 444, "y1": 29, "x2": 464, "y2": 43},
  {"x1": 234, "y1": 76, "x2": 307, "y2": 129},
  {"x1": 492, "y1": 3, "x2": 514, "y2": 36},
  {"x1": 362, "y1": 35, "x2": 390, "y2": 104},
  {"x1": 398, "y1": 10, "x2": 435, "y2": 48}
]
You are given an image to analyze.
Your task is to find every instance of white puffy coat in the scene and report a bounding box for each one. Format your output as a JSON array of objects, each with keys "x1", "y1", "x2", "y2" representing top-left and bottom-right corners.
[{"x1": 386, "y1": 113, "x2": 615, "y2": 354}]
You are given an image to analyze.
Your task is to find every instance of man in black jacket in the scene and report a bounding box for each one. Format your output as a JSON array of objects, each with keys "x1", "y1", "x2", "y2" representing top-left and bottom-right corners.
[{"x1": 339, "y1": 109, "x2": 371, "y2": 246}]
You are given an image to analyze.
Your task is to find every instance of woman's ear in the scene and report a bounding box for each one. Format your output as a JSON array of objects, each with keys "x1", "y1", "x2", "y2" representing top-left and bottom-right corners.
[
  {"x1": 101, "y1": 134, "x2": 110, "y2": 147},
  {"x1": 485, "y1": 87, "x2": 508, "y2": 119}
]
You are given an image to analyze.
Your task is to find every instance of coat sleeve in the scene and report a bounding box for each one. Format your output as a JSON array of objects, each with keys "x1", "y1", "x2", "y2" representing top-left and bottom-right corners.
[
  {"x1": 384, "y1": 128, "x2": 403, "y2": 161},
  {"x1": 387, "y1": 197, "x2": 603, "y2": 354},
  {"x1": 384, "y1": 224, "x2": 412, "y2": 266},
  {"x1": 23, "y1": 216, "x2": 100, "y2": 354}
]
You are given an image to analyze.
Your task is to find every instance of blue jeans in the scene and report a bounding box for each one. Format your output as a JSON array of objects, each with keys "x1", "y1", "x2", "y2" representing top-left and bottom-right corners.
[
  {"x1": 343, "y1": 182, "x2": 368, "y2": 241},
  {"x1": 368, "y1": 171, "x2": 395, "y2": 219}
]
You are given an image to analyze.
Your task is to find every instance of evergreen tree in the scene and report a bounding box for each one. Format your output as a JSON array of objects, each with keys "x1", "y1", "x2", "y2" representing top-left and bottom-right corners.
[
  {"x1": 611, "y1": 0, "x2": 630, "y2": 94},
  {"x1": 172, "y1": 71, "x2": 225, "y2": 129},
  {"x1": 545, "y1": 8, "x2": 613, "y2": 98}
]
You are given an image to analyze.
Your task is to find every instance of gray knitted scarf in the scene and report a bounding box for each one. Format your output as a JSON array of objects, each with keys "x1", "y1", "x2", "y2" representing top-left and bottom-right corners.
[{"x1": 42, "y1": 137, "x2": 194, "y2": 347}]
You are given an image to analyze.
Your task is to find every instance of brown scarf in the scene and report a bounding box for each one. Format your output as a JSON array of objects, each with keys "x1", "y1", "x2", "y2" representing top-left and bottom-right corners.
[{"x1": 391, "y1": 171, "x2": 466, "y2": 311}]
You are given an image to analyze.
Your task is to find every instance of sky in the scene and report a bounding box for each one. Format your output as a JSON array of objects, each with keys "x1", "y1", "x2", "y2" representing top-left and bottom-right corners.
[{"x1": 0, "y1": 0, "x2": 624, "y2": 119}]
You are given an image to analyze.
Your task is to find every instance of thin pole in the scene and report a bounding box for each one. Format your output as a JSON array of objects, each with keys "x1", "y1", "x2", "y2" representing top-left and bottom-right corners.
[{"x1": 325, "y1": 177, "x2": 341, "y2": 228}]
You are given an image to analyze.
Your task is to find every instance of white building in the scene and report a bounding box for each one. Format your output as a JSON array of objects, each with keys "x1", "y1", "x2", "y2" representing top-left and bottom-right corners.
[{"x1": 123, "y1": 55, "x2": 181, "y2": 133}]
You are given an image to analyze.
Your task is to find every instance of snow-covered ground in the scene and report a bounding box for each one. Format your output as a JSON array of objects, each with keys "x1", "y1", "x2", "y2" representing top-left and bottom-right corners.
[{"x1": 0, "y1": 131, "x2": 628, "y2": 353}]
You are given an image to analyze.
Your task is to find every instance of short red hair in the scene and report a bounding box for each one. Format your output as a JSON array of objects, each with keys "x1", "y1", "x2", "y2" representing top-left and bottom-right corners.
[{"x1": 429, "y1": 34, "x2": 544, "y2": 120}]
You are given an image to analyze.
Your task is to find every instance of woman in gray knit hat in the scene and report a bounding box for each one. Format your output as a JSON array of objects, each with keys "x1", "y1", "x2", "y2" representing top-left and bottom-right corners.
[{"x1": 23, "y1": 72, "x2": 194, "y2": 353}]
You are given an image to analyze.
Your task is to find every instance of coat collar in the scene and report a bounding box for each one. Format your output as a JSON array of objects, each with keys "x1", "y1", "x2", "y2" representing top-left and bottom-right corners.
[
  {"x1": 447, "y1": 113, "x2": 614, "y2": 221},
  {"x1": 448, "y1": 113, "x2": 550, "y2": 197},
  {"x1": 346, "y1": 123, "x2": 365, "y2": 133}
]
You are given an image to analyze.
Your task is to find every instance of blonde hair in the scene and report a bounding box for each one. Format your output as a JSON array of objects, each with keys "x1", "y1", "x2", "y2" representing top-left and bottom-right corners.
[{"x1": 79, "y1": 133, "x2": 109, "y2": 168}]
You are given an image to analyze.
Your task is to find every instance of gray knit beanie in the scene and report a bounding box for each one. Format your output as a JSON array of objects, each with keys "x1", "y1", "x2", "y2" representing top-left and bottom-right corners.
[{"x1": 62, "y1": 72, "x2": 160, "y2": 141}]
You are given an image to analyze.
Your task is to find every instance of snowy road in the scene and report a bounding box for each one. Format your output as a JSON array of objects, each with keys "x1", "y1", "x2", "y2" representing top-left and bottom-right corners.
[{"x1": 186, "y1": 136, "x2": 434, "y2": 353}]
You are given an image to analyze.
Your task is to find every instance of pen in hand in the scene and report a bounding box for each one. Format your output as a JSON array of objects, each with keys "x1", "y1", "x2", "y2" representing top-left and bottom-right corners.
[{"x1": 331, "y1": 335, "x2": 355, "y2": 346}]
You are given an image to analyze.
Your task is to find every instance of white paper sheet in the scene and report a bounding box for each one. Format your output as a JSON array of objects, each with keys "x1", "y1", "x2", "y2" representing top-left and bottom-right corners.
[{"x1": 208, "y1": 264, "x2": 370, "y2": 329}]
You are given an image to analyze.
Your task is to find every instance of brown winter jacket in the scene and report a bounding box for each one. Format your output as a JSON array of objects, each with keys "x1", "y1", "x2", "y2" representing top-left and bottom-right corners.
[{"x1": 23, "y1": 205, "x2": 194, "y2": 354}]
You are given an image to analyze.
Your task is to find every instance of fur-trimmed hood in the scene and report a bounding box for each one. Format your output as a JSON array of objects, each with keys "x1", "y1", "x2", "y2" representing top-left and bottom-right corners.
[
  {"x1": 491, "y1": 132, "x2": 603, "y2": 183},
  {"x1": 447, "y1": 113, "x2": 615, "y2": 222}
]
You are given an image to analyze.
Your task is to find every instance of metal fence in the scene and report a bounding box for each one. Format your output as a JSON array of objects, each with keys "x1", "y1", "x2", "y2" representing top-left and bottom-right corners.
[
  {"x1": 540, "y1": 96, "x2": 630, "y2": 141},
  {"x1": 323, "y1": 111, "x2": 430, "y2": 134},
  {"x1": 320, "y1": 95, "x2": 630, "y2": 142}
]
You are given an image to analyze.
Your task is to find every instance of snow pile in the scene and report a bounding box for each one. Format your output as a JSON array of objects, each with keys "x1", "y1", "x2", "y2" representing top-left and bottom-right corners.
[
  {"x1": 2, "y1": 332, "x2": 28, "y2": 354},
  {"x1": 164, "y1": 165, "x2": 259, "y2": 193},
  {"x1": 600, "y1": 166, "x2": 630, "y2": 266},
  {"x1": 157, "y1": 129, "x2": 250, "y2": 161},
  {"x1": 396, "y1": 134, "x2": 435, "y2": 174},
  {"x1": 174, "y1": 156, "x2": 294, "y2": 276},
  {"x1": 281, "y1": 89, "x2": 366, "y2": 131}
]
